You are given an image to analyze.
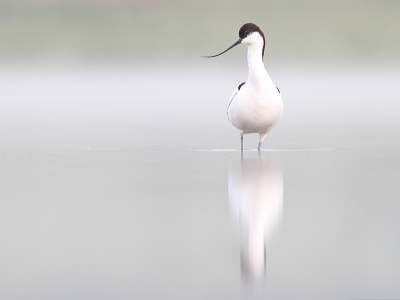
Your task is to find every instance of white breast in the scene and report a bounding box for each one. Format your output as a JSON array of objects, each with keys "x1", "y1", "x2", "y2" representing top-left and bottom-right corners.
[{"x1": 227, "y1": 78, "x2": 283, "y2": 135}]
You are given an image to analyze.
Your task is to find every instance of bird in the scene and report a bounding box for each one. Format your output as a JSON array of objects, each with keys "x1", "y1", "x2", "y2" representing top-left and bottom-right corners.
[{"x1": 203, "y1": 23, "x2": 283, "y2": 152}]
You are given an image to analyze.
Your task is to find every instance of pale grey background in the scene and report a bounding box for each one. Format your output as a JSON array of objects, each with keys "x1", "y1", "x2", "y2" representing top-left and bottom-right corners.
[{"x1": 1, "y1": 1, "x2": 400, "y2": 299}]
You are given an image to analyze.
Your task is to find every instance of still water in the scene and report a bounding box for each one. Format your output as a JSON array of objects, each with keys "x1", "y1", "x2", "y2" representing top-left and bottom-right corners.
[
  {"x1": 1, "y1": 65, "x2": 400, "y2": 299},
  {"x1": 1, "y1": 146, "x2": 399, "y2": 300}
]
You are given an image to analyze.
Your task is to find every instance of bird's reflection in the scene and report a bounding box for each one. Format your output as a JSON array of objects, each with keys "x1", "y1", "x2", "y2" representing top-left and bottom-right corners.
[{"x1": 228, "y1": 154, "x2": 284, "y2": 283}]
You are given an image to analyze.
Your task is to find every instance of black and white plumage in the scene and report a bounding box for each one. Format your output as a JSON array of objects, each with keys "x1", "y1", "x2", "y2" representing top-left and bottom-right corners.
[{"x1": 204, "y1": 23, "x2": 283, "y2": 151}]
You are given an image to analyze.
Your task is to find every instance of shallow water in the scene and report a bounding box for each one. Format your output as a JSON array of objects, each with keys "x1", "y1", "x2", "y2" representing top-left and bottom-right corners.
[
  {"x1": 1, "y1": 65, "x2": 400, "y2": 299},
  {"x1": 1, "y1": 64, "x2": 400, "y2": 152},
  {"x1": 1, "y1": 145, "x2": 399, "y2": 300}
]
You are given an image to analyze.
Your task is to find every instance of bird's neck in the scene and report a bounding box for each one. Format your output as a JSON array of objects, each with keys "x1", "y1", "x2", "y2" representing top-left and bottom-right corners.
[{"x1": 247, "y1": 45, "x2": 267, "y2": 84}]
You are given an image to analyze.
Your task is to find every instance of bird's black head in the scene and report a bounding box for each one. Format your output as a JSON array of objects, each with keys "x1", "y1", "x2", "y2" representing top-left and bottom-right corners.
[
  {"x1": 238, "y1": 23, "x2": 266, "y2": 59},
  {"x1": 202, "y1": 23, "x2": 266, "y2": 59}
]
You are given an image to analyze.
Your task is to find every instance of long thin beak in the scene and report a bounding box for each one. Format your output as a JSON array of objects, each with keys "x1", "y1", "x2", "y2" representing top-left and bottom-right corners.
[{"x1": 202, "y1": 38, "x2": 242, "y2": 58}]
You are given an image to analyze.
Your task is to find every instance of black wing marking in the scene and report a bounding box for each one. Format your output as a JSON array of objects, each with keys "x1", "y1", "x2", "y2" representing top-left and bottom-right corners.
[
  {"x1": 276, "y1": 86, "x2": 280, "y2": 93},
  {"x1": 227, "y1": 82, "x2": 246, "y2": 121}
]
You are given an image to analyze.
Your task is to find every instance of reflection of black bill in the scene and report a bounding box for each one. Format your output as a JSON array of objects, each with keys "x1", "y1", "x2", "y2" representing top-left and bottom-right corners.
[{"x1": 202, "y1": 38, "x2": 242, "y2": 58}]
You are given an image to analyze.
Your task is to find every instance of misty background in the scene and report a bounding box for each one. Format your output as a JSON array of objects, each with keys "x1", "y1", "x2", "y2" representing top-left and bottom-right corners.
[
  {"x1": 1, "y1": 0, "x2": 400, "y2": 63},
  {"x1": 1, "y1": 0, "x2": 399, "y2": 151},
  {"x1": 1, "y1": 2, "x2": 400, "y2": 299}
]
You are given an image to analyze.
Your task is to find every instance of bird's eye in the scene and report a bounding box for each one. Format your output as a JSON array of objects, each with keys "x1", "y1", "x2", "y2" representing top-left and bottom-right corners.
[{"x1": 245, "y1": 30, "x2": 251, "y2": 36}]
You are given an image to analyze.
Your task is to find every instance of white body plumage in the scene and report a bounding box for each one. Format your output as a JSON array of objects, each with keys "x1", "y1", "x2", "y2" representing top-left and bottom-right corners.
[
  {"x1": 203, "y1": 23, "x2": 283, "y2": 151},
  {"x1": 227, "y1": 31, "x2": 283, "y2": 149}
]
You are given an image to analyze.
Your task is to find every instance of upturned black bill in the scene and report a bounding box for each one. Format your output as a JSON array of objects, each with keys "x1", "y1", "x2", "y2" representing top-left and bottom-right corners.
[{"x1": 202, "y1": 39, "x2": 242, "y2": 58}]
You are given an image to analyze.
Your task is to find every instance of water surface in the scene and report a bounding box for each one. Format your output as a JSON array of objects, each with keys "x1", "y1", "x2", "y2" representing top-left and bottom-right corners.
[
  {"x1": 1, "y1": 65, "x2": 400, "y2": 299},
  {"x1": 1, "y1": 145, "x2": 399, "y2": 300}
]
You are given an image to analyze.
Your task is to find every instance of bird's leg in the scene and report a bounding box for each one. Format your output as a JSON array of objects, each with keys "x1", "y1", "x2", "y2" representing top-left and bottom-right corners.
[
  {"x1": 240, "y1": 135, "x2": 244, "y2": 160},
  {"x1": 258, "y1": 133, "x2": 267, "y2": 152}
]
